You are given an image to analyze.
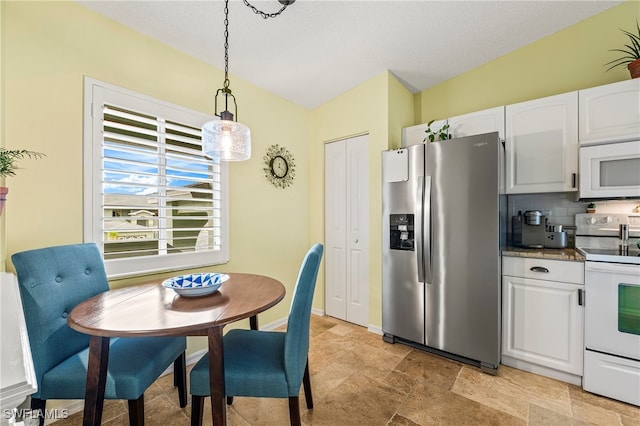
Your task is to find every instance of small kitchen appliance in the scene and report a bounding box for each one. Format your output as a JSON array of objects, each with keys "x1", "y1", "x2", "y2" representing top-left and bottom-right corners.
[
  {"x1": 579, "y1": 140, "x2": 640, "y2": 199},
  {"x1": 544, "y1": 224, "x2": 568, "y2": 249},
  {"x1": 512, "y1": 210, "x2": 546, "y2": 248},
  {"x1": 575, "y1": 213, "x2": 640, "y2": 406}
]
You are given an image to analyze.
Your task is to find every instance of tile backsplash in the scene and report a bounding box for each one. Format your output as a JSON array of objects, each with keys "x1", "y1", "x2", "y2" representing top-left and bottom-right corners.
[{"x1": 507, "y1": 193, "x2": 640, "y2": 229}]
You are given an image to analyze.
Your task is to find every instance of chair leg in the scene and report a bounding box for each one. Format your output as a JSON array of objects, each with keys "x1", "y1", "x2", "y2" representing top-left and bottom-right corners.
[
  {"x1": 288, "y1": 396, "x2": 301, "y2": 426},
  {"x1": 174, "y1": 351, "x2": 187, "y2": 407},
  {"x1": 30, "y1": 398, "x2": 46, "y2": 426},
  {"x1": 226, "y1": 396, "x2": 233, "y2": 405},
  {"x1": 303, "y1": 360, "x2": 313, "y2": 409},
  {"x1": 127, "y1": 395, "x2": 144, "y2": 426},
  {"x1": 191, "y1": 396, "x2": 204, "y2": 426}
]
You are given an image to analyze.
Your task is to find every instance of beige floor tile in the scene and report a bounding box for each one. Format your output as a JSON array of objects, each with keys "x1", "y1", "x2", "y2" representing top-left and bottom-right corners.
[
  {"x1": 225, "y1": 397, "x2": 293, "y2": 426},
  {"x1": 527, "y1": 403, "x2": 589, "y2": 426},
  {"x1": 302, "y1": 374, "x2": 406, "y2": 426},
  {"x1": 309, "y1": 317, "x2": 338, "y2": 337},
  {"x1": 394, "y1": 349, "x2": 462, "y2": 390},
  {"x1": 569, "y1": 385, "x2": 640, "y2": 420},
  {"x1": 452, "y1": 366, "x2": 530, "y2": 420},
  {"x1": 489, "y1": 365, "x2": 573, "y2": 417},
  {"x1": 326, "y1": 323, "x2": 356, "y2": 337},
  {"x1": 621, "y1": 414, "x2": 640, "y2": 426},
  {"x1": 398, "y1": 381, "x2": 526, "y2": 426},
  {"x1": 382, "y1": 370, "x2": 418, "y2": 396},
  {"x1": 307, "y1": 355, "x2": 358, "y2": 402},
  {"x1": 386, "y1": 413, "x2": 422, "y2": 425},
  {"x1": 143, "y1": 394, "x2": 189, "y2": 426},
  {"x1": 571, "y1": 399, "x2": 626, "y2": 426},
  {"x1": 329, "y1": 343, "x2": 404, "y2": 383}
]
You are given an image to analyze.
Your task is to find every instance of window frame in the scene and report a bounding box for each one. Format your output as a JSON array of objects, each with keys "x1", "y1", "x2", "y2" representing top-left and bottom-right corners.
[{"x1": 83, "y1": 77, "x2": 229, "y2": 279}]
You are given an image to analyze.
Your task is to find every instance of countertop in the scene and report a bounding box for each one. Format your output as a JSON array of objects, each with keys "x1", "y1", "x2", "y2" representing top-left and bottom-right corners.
[{"x1": 502, "y1": 246, "x2": 585, "y2": 262}]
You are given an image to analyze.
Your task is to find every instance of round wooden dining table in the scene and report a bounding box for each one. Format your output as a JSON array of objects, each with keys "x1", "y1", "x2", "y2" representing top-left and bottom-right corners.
[{"x1": 68, "y1": 272, "x2": 286, "y2": 426}]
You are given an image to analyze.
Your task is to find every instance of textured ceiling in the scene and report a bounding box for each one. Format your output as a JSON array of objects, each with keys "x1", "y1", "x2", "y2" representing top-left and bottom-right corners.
[{"x1": 77, "y1": 0, "x2": 622, "y2": 109}]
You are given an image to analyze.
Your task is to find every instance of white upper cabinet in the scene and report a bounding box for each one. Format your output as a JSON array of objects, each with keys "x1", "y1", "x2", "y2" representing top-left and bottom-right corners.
[
  {"x1": 505, "y1": 92, "x2": 579, "y2": 194},
  {"x1": 401, "y1": 119, "x2": 448, "y2": 147},
  {"x1": 402, "y1": 122, "x2": 429, "y2": 147},
  {"x1": 448, "y1": 106, "x2": 505, "y2": 140},
  {"x1": 579, "y1": 79, "x2": 640, "y2": 145}
]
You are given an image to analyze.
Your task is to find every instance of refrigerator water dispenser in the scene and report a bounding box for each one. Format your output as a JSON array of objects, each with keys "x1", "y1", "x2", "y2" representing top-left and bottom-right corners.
[{"x1": 389, "y1": 214, "x2": 414, "y2": 250}]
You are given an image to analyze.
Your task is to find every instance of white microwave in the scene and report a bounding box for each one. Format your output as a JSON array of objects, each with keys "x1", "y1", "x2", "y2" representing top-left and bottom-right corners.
[{"x1": 579, "y1": 140, "x2": 640, "y2": 199}]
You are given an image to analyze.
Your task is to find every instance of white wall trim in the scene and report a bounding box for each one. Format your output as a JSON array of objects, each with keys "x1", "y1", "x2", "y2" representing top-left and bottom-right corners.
[{"x1": 367, "y1": 324, "x2": 383, "y2": 335}]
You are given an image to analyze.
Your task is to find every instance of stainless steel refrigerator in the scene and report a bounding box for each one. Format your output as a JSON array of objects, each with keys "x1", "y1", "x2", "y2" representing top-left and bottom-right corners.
[{"x1": 381, "y1": 132, "x2": 504, "y2": 373}]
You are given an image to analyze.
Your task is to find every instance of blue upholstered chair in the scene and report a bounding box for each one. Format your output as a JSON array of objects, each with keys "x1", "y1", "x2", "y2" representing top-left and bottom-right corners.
[
  {"x1": 190, "y1": 243, "x2": 324, "y2": 426},
  {"x1": 11, "y1": 243, "x2": 187, "y2": 426}
]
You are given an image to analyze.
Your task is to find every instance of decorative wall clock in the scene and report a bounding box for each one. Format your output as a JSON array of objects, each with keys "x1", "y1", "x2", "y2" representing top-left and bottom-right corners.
[{"x1": 263, "y1": 144, "x2": 295, "y2": 189}]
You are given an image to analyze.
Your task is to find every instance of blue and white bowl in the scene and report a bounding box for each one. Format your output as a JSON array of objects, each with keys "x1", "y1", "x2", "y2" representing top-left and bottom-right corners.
[{"x1": 162, "y1": 273, "x2": 229, "y2": 297}]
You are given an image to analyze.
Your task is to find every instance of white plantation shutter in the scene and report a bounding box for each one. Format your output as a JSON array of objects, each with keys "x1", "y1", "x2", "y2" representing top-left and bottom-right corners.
[{"x1": 84, "y1": 78, "x2": 229, "y2": 278}]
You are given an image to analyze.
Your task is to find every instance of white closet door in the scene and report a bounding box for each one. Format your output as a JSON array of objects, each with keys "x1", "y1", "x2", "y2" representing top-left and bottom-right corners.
[
  {"x1": 325, "y1": 140, "x2": 347, "y2": 319},
  {"x1": 325, "y1": 134, "x2": 369, "y2": 326}
]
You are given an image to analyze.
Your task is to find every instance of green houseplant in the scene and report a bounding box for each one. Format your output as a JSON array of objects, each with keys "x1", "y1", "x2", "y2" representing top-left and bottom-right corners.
[
  {"x1": 605, "y1": 20, "x2": 640, "y2": 79},
  {"x1": 0, "y1": 148, "x2": 45, "y2": 215},
  {"x1": 423, "y1": 120, "x2": 451, "y2": 142}
]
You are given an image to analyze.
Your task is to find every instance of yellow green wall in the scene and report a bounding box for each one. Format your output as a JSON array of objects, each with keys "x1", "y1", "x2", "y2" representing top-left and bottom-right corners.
[
  {"x1": 0, "y1": 0, "x2": 6, "y2": 272},
  {"x1": 2, "y1": 1, "x2": 311, "y2": 353},
  {"x1": 417, "y1": 1, "x2": 640, "y2": 122},
  {"x1": 308, "y1": 71, "x2": 413, "y2": 328}
]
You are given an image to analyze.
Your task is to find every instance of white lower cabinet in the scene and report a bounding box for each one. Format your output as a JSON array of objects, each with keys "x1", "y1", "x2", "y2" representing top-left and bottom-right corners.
[{"x1": 502, "y1": 257, "x2": 584, "y2": 384}]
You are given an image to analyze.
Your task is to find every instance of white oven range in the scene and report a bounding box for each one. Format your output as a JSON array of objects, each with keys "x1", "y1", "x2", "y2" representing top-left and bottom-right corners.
[{"x1": 575, "y1": 213, "x2": 640, "y2": 406}]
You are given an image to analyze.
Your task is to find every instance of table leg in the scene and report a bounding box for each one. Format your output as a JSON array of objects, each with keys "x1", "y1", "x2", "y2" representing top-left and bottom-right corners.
[
  {"x1": 83, "y1": 336, "x2": 110, "y2": 426},
  {"x1": 249, "y1": 315, "x2": 258, "y2": 330},
  {"x1": 207, "y1": 326, "x2": 226, "y2": 426}
]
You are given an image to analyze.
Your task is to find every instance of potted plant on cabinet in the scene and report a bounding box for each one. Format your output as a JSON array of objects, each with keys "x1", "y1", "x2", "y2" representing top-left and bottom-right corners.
[
  {"x1": 0, "y1": 148, "x2": 45, "y2": 216},
  {"x1": 586, "y1": 202, "x2": 597, "y2": 214},
  {"x1": 423, "y1": 120, "x2": 451, "y2": 142},
  {"x1": 605, "y1": 20, "x2": 640, "y2": 79}
]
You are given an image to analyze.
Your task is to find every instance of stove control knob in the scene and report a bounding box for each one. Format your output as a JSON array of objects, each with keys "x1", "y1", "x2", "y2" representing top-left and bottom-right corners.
[
  {"x1": 586, "y1": 217, "x2": 597, "y2": 225},
  {"x1": 602, "y1": 216, "x2": 613, "y2": 224}
]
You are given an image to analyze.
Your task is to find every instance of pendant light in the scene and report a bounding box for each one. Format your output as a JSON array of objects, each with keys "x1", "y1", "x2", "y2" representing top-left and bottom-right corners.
[
  {"x1": 202, "y1": 0, "x2": 250, "y2": 162},
  {"x1": 202, "y1": 0, "x2": 295, "y2": 162}
]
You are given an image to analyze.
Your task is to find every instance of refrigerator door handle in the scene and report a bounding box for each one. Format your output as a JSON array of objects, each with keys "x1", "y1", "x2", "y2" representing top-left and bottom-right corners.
[
  {"x1": 423, "y1": 176, "x2": 432, "y2": 284},
  {"x1": 416, "y1": 176, "x2": 425, "y2": 283}
]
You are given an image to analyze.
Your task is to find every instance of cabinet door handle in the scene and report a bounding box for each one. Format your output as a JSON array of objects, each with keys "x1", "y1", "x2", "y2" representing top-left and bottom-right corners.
[
  {"x1": 578, "y1": 289, "x2": 584, "y2": 306},
  {"x1": 572, "y1": 173, "x2": 577, "y2": 188},
  {"x1": 530, "y1": 266, "x2": 549, "y2": 273}
]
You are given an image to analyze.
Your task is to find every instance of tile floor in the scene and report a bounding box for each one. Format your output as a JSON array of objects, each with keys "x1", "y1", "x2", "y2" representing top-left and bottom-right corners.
[{"x1": 52, "y1": 315, "x2": 639, "y2": 425}]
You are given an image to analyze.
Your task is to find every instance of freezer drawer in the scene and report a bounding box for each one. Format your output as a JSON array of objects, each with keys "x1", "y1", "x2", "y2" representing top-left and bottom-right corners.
[{"x1": 583, "y1": 350, "x2": 640, "y2": 406}]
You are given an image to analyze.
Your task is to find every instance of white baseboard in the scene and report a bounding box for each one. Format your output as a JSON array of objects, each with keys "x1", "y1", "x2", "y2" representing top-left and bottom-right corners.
[
  {"x1": 501, "y1": 355, "x2": 582, "y2": 386},
  {"x1": 367, "y1": 324, "x2": 383, "y2": 335}
]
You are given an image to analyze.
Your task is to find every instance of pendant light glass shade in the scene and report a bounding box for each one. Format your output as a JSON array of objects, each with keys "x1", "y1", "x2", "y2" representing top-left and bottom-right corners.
[{"x1": 202, "y1": 118, "x2": 251, "y2": 161}]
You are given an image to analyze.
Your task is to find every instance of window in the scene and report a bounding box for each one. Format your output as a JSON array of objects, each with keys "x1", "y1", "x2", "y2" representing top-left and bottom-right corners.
[{"x1": 84, "y1": 78, "x2": 228, "y2": 278}]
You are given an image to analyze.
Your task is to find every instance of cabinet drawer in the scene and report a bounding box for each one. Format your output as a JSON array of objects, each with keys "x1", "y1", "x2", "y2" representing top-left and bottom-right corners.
[{"x1": 502, "y1": 256, "x2": 584, "y2": 284}]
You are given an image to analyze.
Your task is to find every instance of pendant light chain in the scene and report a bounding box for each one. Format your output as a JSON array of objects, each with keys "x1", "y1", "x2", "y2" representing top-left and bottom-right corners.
[
  {"x1": 223, "y1": 0, "x2": 230, "y2": 91},
  {"x1": 243, "y1": 0, "x2": 290, "y2": 19}
]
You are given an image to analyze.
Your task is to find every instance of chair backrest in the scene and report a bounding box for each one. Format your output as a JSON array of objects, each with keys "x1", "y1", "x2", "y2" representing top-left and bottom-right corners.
[
  {"x1": 11, "y1": 243, "x2": 109, "y2": 395},
  {"x1": 283, "y1": 243, "x2": 323, "y2": 395}
]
